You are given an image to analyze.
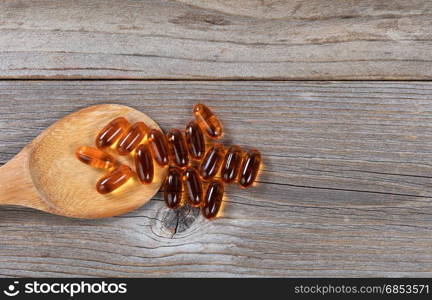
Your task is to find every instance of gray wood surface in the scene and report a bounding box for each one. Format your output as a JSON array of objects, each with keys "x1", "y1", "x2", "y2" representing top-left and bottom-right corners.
[
  {"x1": 1, "y1": 80, "x2": 432, "y2": 277},
  {"x1": 1, "y1": 0, "x2": 431, "y2": 80}
]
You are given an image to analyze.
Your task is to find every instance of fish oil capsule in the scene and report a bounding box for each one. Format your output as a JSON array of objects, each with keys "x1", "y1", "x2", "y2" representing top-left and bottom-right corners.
[
  {"x1": 76, "y1": 146, "x2": 116, "y2": 169},
  {"x1": 166, "y1": 129, "x2": 189, "y2": 167},
  {"x1": 193, "y1": 103, "x2": 223, "y2": 139},
  {"x1": 200, "y1": 144, "x2": 224, "y2": 180},
  {"x1": 202, "y1": 180, "x2": 224, "y2": 219},
  {"x1": 221, "y1": 145, "x2": 243, "y2": 184},
  {"x1": 96, "y1": 165, "x2": 133, "y2": 194},
  {"x1": 134, "y1": 144, "x2": 154, "y2": 184},
  {"x1": 184, "y1": 167, "x2": 203, "y2": 207},
  {"x1": 117, "y1": 122, "x2": 149, "y2": 155},
  {"x1": 95, "y1": 117, "x2": 130, "y2": 149},
  {"x1": 239, "y1": 149, "x2": 261, "y2": 188},
  {"x1": 185, "y1": 120, "x2": 205, "y2": 160},
  {"x1": 164, "y1": 167, "x2": 183, "y2": 209},
  {"x1": 148, "y1": 129, "x2": 170, "y2": 167}
]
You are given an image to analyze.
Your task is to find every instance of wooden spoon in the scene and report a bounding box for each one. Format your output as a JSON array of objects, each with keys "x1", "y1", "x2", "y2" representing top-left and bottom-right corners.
[{"x1": 0, "y1": 104, "x2": 167, "y2": 218}]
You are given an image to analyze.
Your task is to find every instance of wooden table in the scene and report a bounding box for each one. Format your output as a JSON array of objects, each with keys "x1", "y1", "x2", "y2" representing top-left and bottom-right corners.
[{"x1": 1, "y1": 0, "x2": 432, "y2": 277}]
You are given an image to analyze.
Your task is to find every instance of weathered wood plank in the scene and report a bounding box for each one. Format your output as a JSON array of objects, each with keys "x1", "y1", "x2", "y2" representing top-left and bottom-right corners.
[
  {"x1": 0, "y1": 0, "x2": 431, "y2": 79},
  {"x1": 0, "y1": 81, "x2": 432, "y2": 277}
]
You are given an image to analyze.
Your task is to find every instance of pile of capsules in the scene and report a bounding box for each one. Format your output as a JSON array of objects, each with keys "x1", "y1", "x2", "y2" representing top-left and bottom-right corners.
[{"x1": 76, "y1": 104, "x2": 261, "y2": 219}]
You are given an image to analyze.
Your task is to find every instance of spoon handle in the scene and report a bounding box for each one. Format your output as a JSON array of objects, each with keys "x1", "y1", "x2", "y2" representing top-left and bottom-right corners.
[{"x1": 0, "y1": 150, "x2": 43, "y2": 209}]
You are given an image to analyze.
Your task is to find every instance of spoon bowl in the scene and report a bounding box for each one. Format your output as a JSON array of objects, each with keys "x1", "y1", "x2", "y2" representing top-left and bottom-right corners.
[{"x1": 0, "y1": 104, "x2": 167, "y2": 218}]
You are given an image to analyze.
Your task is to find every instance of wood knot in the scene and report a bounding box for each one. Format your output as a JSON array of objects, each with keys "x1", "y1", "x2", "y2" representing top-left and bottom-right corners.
[{"x1": 159, "y1": 205, "x2": 201, "y2": 238}]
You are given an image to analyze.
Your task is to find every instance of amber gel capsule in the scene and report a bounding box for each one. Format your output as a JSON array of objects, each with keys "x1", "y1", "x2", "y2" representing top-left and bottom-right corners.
[
  {"x1": 221, "y1": 145, "x2": 243, "y2": 184},
  {"x1": 185, "y1": 121, "x2": 205, "y2": 160},
  {"x1": 200, "y1": 144, "x2": 224, "y2": 180},
  {"x1": 166, "y1": 129, "x2": 189, "y2": 167},
  {"x1": 95, "y1": 117, "x2": 130, "y2": 149},
  {"x1": 164, "y1": 167, "x2": 183, "y2": 209},
  {"x1": 239, "y1": 149, "x2": 261, "y2": 188},
  {"x1": 117, "y1": 122, "x2": 149, "y2": 155},
  {"x1": 184, "y1": 167, "x2": 203, "y2": 207},
  {"x1": 76, "y1": 146, "x2": 116, "y2": 169},
  {"x1": 202, "y1": 180, "x2": 224, "y2": 219},
  {"x1": 134, "y1": 144, "x2": 154, "y2": 184},
  {"x1": 193, "y1": 103, "x2": 223, "y2": 139},
  {"x1": 96, "y1": 165, "x2": 133, "y2": 194},
  {"x1": 148, "y1": 129, "x2": 169, "y2": 167}
]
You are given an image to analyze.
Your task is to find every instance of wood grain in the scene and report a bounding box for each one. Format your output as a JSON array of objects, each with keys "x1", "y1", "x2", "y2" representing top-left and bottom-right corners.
[
  {"x1": 1, "y1": 80, "x2": 432, "y2": 277},
  {"x1": 0, "y1": 0, "x2": 431, "y2": 80}
]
